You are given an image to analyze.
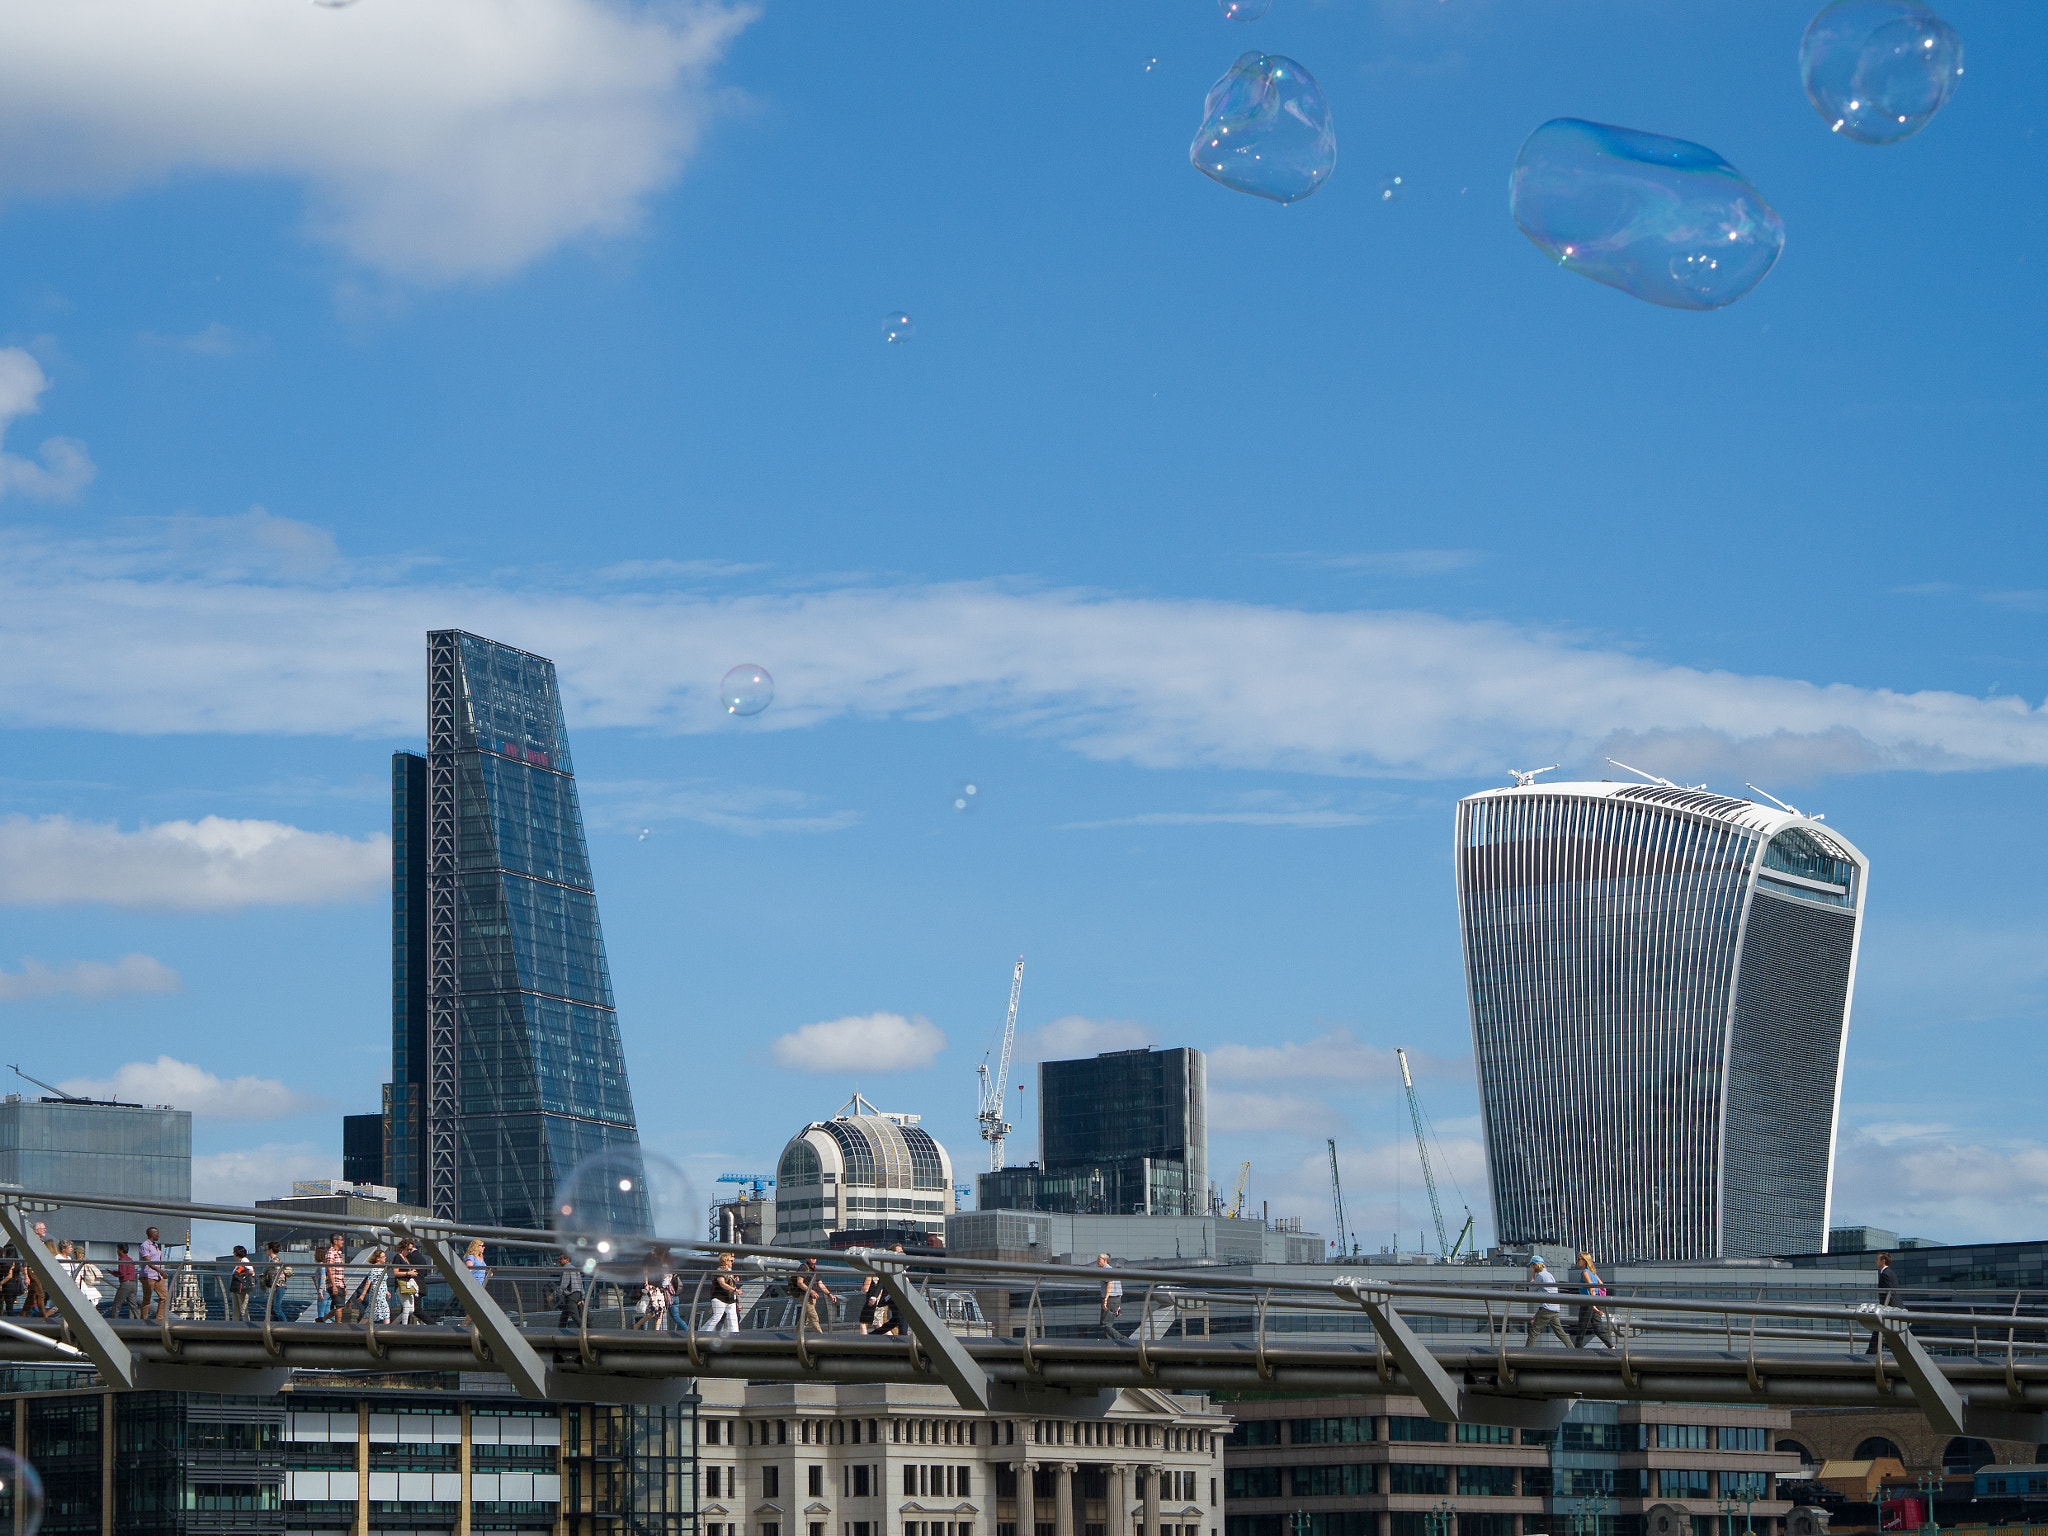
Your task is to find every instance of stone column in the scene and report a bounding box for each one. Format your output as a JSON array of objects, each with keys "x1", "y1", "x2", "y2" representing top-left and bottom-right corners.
[
  {"x1": 355, "y1": 1400, "x2": 371, "y2": 1536},
  {"x1": 1012, "y1": 1460, "x2": 1038, "y2": 1536},
  {"x1": 1055, "y1": 1462, "x2": 1078, "y2": 1536},
  {"x1": 1143, "y1": 1464, "x2": 1161, "y2": 1536},
  {"x1": 1108, "y1": 1464, "x2": 1132, "y2": 1536}
]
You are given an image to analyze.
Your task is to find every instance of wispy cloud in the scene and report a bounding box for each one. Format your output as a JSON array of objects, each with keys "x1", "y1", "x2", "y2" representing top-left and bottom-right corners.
[
  {"x1": 0, "y1": 347, "x2": 93, "y2": 501},
  {"x1": 0, "y1": 0, "x2": 758, "y2": 281},
  {"x1": 0, "y1": 814, "x2": 387, "y2": 910},
  {"x1": 3, "y1": 540, "x2": 2048, "y2": 786},
  {"x1": 60, "y1": 1055, "x2": 317, "y2": 1119},
  {"x1": 0, "y1": 953, "x2": 181, "y2": 1002},
  {"x1": 1209, "y1": 1088, "x2": 1347, "y2": 1135},
  {"x1": 1831, "y1": 1124, "x2": 2048, "y2": 1244},
  {"x1": 770, "y1": 1012, "x2": 945, "y2": 1073},
  {"x1": 580, "y1": 779, "x2": 860, "y2": 837},
  {"x1": 193, "y1": 1142, "x2": 337, "y2": 1206},
  {"x1": 138, "y1": 322, "x2": 263, "y2": 357},
  {"x1": 1210, "y1": 1030, "x2": 1464, "y2": 1085},
  {"x1": 1022, "y1": 1015, "x2": 1154, "y2": 1060}
]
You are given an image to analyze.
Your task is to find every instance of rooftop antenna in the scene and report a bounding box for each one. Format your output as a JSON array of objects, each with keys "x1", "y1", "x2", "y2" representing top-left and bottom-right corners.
[
  {"x1": 1508, "y1": 765, "x2": 1558, "y2": 788},
  {"x1": 8, "y1": 1064, "x2": 88, "y2": 1103},
  {"x1": 1743, "y1": 782, "x2": 1818, "y2": 820}
]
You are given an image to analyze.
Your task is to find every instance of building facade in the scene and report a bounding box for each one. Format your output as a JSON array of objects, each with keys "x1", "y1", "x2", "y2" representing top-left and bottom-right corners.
[
  {"x1": 0, "y1": 1094, "x2": 191, "y2": 1258},
  {"x1": 979, "y1": 1050, "x2": 1207, "y2": 1218},
  {"x1": 1455, "y1": 782, "x2": 1868, "y2": 1262},
  {"x1": 1223, "y1": 1395, "x2": 1796, "y2": 1536},
  {"x1": 774, "y1": 1096, "x2": 956, "y2": 1247},
  {"x1": 382, "y1": 630, "x2": 642, "y2": 1234}
]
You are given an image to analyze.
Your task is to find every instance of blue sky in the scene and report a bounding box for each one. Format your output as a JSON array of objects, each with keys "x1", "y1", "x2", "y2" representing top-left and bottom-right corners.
[{"x1": 0, "y1": 0, "x2": 2041, "y2": 1253}]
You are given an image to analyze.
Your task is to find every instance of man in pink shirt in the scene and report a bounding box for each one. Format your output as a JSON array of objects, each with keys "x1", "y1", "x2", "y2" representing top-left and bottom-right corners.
[{"x1": 321, "y1": 1235, "x2": 348, "y2": 1323}]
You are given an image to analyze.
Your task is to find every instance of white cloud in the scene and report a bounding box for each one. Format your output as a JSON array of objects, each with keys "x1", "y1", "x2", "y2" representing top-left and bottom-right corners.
[
  {"x1": 59, "y1": 1055, "x2": 316, "y2": 1119},
  {"x1": 1262, "y1": 1136, "x2": 1494, "y2": 1252},
  {"x1": 5, "y1": 543, "x2": 2048, "y2": 786},
  {"x1": 1830, "y1": 1125, "x2": 2048, "y2": 1244},
  {"x1": 771, "y1": 1013, "x2": 946, "y2": 1073},
  {"x1": 148, "y1": 508, "x2": 341, "y2": 580},
  {"x1": 193, "y1": 1142, "x2": 337, "y2": 1206},
  {"x1": 0, "y1": 347, "x2": 94, "y2": 500},
  {"x1": 0, "y1": 953, "x2": 181, "y2": 1001},
  {"x1": 0, "y1": 0, "x2": 757, "y2": 281},
  {"x1": 0, "y1": 814, "x2": 387, "y2": 910},
  {"x1": 1210, "y1": 1030, "x2": 1463, "y2": 1085},
  {"x1": 1208, "y1": 1089, "x2": 1346, "y2": 1135},
  {"x1": 580, "y1": 778, "x2": 860, "y2": 836},
  {"x1": 1023, "y1": 1015, "x2": 1155, "y2": 1060},
  {"x1": 1275, "y1": 549, "x2": 1486, "y2": 577}
]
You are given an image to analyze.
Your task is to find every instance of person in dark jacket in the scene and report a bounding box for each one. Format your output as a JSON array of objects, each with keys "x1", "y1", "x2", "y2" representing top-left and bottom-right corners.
[{"x1": 1865, "y1": 1252, "x2": 1898, "y2": 1354}]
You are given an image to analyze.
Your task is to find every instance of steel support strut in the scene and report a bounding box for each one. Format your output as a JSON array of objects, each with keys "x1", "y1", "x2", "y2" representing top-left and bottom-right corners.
[
  {"x1": 0, "y1": 1202, "x2": 129, "y2": 1385},
  {"x1": 1859, "y1": 1307, "x2": 1967, "y2": 1438},
  {"x1": 1336, "y1": 1278, "x2": 1568, "y2": 1430}
]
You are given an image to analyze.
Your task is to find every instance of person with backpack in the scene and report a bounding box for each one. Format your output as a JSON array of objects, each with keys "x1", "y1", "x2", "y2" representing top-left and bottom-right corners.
[
  {"x1": 1568, "y1": 1249, "x2": 1616, "y2": 1348},
  {"x1": 227, "y1": 1245, "x2": 256, "y2": 1322},
  {"x1": 259, "y1": 1242, "x2": 292, "y2": 1319}
]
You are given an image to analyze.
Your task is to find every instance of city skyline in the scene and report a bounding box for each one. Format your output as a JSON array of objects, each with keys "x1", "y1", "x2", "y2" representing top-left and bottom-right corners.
[{"x1": 0, "y1": 2, "x2": 2042, "y2": 1250}]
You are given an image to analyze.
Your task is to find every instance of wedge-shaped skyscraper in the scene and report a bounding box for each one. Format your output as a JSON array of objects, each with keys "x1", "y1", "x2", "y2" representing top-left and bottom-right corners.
[
  {"x1": 1456, "y1": 781, "x2": 1868, "y2": 1261},
  {"x1": 387, "y1": 631, "x2": 639, "y2": 1227}
]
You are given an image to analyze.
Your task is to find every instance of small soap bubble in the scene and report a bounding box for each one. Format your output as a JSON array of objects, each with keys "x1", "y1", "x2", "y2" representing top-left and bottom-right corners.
[
  {"x1": 637, "y1": 828, "x2": 652, "y2": 842},
  {"x1": 0, "y1": 1450, "x2": 46, "y2": 1536},
  {"x1": 1144, "y1": 57, "x2": 1159, "y2": 73},
  {"x1": 719, "y1": 664, "x2": 774, "y2": 717},
  {"x1": 1509, "y1": 118, "x2": 1784, "y2": 311},
  {"x1": 1190, "y1": 52, "x2": 1335, "y2": 205},
  {"x1": 884, "y1": 311, "x2": 914, "y2": 344},
  {"x1": 553, "y1": 1146, "x2": 696, "y2": 1283},
  {"x1": 1378, "y1": 174, "x2": 1405, "y2": 202},
  {"x1": 1219, "y1": 0, "x2": 1272, "y2": 18},
  {"x1": 311, "y1": 0, "x2": 362, "y2": 8},
  {"x1": 953, "y1": 782, "x2": 980, "y2": 814},
  {"x1": 1800, "y1": 0, "x2": 1962, "y2": 144}
]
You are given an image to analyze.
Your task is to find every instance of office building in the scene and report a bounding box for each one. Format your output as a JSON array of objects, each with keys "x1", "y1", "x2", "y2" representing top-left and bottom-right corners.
[
  {"x1": 0, "y1": 1092, "x2": 190, "y2": 1259},
  {"x1": 1455, "y1": 781, "x2": 1869, "y2": 1262},
  {"x1": 380, "y1": 630, "x2": 642, "y2": 1233},
  {"x1": 253, "y1": 1183, "x2": 427, "y2": 1254},
  {"x1": 948, "y1": 1210, "x2": 1326, "y2": 1268},
  {"x1": 774, "y1": 1095, "x2": 956, "y2": 1246},
  {"x1": 1223, "y1": 1395, "x2": 1796, "y2": 1536},
  {"x1": 978, "y1": 1048, "x2": 1207, "y2": 1218}
]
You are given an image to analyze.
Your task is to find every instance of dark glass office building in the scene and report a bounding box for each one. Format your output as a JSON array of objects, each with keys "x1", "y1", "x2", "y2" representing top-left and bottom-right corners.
[
  {"x1": 383, "y1": 631, "x2": 640, "y2": 1232},
  {"x1": 1456, "y1": 781, "x2": 1868, "y2": 1263},
  {"x1": 979, "y1": 1047, "x2": 1208, "y2": 1216}
]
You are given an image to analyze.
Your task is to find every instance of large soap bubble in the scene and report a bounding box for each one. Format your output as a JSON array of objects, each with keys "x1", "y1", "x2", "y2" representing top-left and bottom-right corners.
[
  {"x1": 0, "y1": 1450, "x2": 44, "y2": 1536},
  {"x1": 719, "y1": 664, "x2": 774, "y2": 717},
  {"x1": 1219, "y1": 0, "x2": 1272, "y2": 18},
  {"x1": 1509, "y1": 118, "x2": 1785, "y2": 311},
  {"x1": 1190, "y1": 52, "x2": 1334, "y2": 205},
  {"x1": 553, "y1": 1145, "x2": 697, "y2": 1283},
  {"x1": 1800, "y1": 0, "x2": 1962, "y2": 144}
]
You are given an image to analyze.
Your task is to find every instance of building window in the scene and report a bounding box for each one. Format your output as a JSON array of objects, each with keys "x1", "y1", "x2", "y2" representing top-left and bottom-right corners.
[
  {"x1": 1387, "y1": 1417, "x2": 1448, "y2": 1443},
  {"x1": 1657, "y1": 1425, "x2": 1711, "y2": 1450},
  {"x1": 1660, "y1": 1470, "x2": 1712, "y2": 1500},
  {"x1": 1387, "y1": 1465, "x2": 1448, "y2": 1495},
  {"x1": 766, "y1": 1467, "x2": 782, "y2": 1497},
  {"x1": 1290, "y1": 1465, "x2": 1376, "y2": 1498},
  {"x1": 1720, "y1": 1427, "x2": 1768, "y2": 1453},
  {"x1": 1292, "y1": 1417, "x2": 1373, "y2": 1445},
  {"x1": 1225, "y1": 1470, "x2": 1282, "y2": 1500},
  {"x1": 1456, "y1": 1466, "x2": 1516, "y2": 1497},
  {"x1": 1561, "y1": 1423, "x2": 1636, "y2": 1453},
  {"x1": 812, "y1": 1467, "x2": 825, "y2": 1496},
  {"x1": 1456, "y1": 1424, "x2": 1514, "y2": 1444},
  {"x1": 1724, "y1": 1473, "x2": 1769, "y2": 1499}
]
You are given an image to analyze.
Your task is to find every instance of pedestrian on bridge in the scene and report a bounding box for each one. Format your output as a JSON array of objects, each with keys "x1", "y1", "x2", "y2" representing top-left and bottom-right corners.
[
  {"x1": 1568, "y1": 1250, "x2": 1616, "y2": 1349},
  {"x1": 1097, "y1": 1254, "x2": 1124, "y2": 1339},
  {"x1": 704, "y1": 1252, "x2": 743, "y2": 1334},
  {"x1": 1864, "y1": 1251, "x2": 1897, "y2": 1356},
  {"x1": 1524, "y1": 1255, "x2": 1573, "y2": 1347}
]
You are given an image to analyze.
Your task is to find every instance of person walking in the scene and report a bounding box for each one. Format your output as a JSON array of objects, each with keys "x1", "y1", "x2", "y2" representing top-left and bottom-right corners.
[
  {"x1": 319, "y1": 1235, "x2": 349, "y2": 1323},
  {"x1": 554, "y1": 1254, "x2": 586, "y2": 1328},
  {"x1": 1567, "y1": 1249, "x2": 1616, "y2": 1348},
  {"x1": 1524, "y1": 1254, "x2": 1574, "y2": 1347},
  {"x1": 351, "y1": 1248, "x2": 391, "y2": 1324},
  {"x1": 71, "y1": 1245, "x2": 107, "y2": 1310},
  {"x1": 226, "y1": 1245, "x2": 255, "y2": 1322},
  {"x1": 855, "y1": 1270, "x2": 882, "y2": 1334},
  {"x1": 789, "y1": 1257, "x2": 829, "y2": 1334},
  {"x1": 139, "y1": 1227, "x2": 168, "y2": 1322},
  {"x1": 259, "y1": 1242, "x2": 291, "y2": 1319},
  {"x1": 391, "y1": 1240, "x2": 421, "y2": 1326},
  {"x1": 108, "y1": 1244, "x2": 138, "y2": 1320},
  {"x1": 0, "y1": 1247, "x2": 24, "y2": 1316},
  {"x1": 1865, "y1": 1251, "x2": 1899, "y2": 1355},
  {"x1": 704, "y1": 1253, "x2": 743, "y2": 1334},
  {"x1": 1096, "y1": 1254, "x2": 1124, "y2": 1339},
  {"x1": 463, "y1": 1240, "x2": 490, "y2": 1288}
]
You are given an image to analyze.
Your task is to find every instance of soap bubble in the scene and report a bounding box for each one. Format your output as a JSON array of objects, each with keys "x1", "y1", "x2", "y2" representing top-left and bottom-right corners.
[
  {"x1": 553, "y1": 1145, "x2": 696, "y2": 1283},
  {"x1": 719, "y1": 664, "x2": 774, "y2": 717},
  {"x1": 0, "y1": 1451, "x2": 44, "y2": 1536},
  {"x1": 953, "y1": 782, "x2": 980, "y2": 814},
  {"x1": 311, "y1": 0, "x2": 361, "y2": 8},
  {"x1": 1219, "y1": 0, "x2": 1271, "y2": 18},
  {"x1": 1509, "y1": 118, "x2": 1784, "y2": 311},
  {"x1": 1190, "y1": 52, "x2": 1335, "y2": 205},
  {"x1": 1144, "y1": 57, "x2": 1159, "y2": 73},
  {"x1": 1378, "y1": 174, "x2": 1405, "y2": 202},
  {"x1": 884, "y1": 311, "x2": 914, "y2": 344},
  {"x1": 1800, "y1": 0, "x2": 1962, "y2": 144}
]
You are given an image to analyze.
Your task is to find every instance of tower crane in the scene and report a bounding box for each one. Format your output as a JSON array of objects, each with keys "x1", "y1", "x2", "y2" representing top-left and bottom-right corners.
[
  {"x1": 1326, "y1": 1139, "x2": 1349, "y2": 1260},
  {"x1": 976, "y1": 957, "x2": 1024, "y2": 1172},
  {"x1": 1226, "y1": 1161, "x2": 1251, "y2": 1219},
  {"x1": 1397, "y1": 1047, "x2": 1473, "y2": 1261}
]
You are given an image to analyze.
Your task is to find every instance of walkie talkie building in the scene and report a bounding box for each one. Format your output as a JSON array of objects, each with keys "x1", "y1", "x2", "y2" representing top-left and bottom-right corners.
[
  {"x1": 386, "y1": 631, "x2": 640, "y2": 1231},
  {"x1": 1456, "y1": 781, "x2": 1868, "y2": 1261}
]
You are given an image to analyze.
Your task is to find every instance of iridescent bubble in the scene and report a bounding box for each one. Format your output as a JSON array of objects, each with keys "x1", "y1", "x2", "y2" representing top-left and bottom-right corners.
[
  {"x1": 884, "y1": 311, "x2": 914, "y2": 344},
  {"x1": 553, "y1": 1145, "x2": 696, "y2": 1282},
  {"x1": 1189, "y1": 52, "x2": 1335, "y2": 205},
  {"x1": 311, "y1": 0, "x2": 362, "y2": 8},
  {"x1": 1509, "y1": 118, "x2": 1785, "y2": 311},
  {"x1": 719, "y1": 664, "x2": 774, "y2": 717},
  {"x1": 953, "y1": 782, "x2": 980, "y2": 814},
  {"x1": 1800, "y1": 0, "x2": 1962, "y2": 144},
  {"x1": 1378, "y1": 174, "x2": 1405, "y2": 202},
  {"x1": 0, "y1": 1450, "x2": 45, "y2": 1536},
  {"x1": 1219, "y1": 0, "x2": 1271, "y2": 18}
]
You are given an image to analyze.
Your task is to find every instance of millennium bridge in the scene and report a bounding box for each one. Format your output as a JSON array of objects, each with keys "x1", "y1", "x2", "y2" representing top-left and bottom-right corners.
[{"x1": 5, "y1": 1191, "x2": 2046, "y2": 1446}]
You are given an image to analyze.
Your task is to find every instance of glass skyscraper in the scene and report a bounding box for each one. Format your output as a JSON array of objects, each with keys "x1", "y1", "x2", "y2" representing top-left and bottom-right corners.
[
  {"x1": 385, "y1": 630, "x2": 639, "y2": 1232},
  {"x1": 1455, "y1": 781, "x2": 1868, "y2": 1262}
]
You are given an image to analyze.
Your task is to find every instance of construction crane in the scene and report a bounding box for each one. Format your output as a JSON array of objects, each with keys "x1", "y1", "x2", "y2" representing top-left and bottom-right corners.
[
  {"x1": 716, "y1": 1173, "x2": 775, "y2": 1200},
  {"x1": 976, "y1": 957, "x2": 1024, "y2": 1172},
  {"x1": 1397, "y1": 1047, "x2": 1474, "y2": 1261},
  {"x1": 1225, "y1": 1161, "x2": 1251, "y2": 1219},
  {"x1": 1326, "y1": 1139, "x2": 1349, "y2": 1260}
]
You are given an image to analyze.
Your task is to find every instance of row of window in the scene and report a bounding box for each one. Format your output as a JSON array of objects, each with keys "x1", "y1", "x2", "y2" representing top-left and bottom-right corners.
[
  {"x1": 1234, "y1": 1420, "x2": 1769, "y2": 1454},
  {"x1": 707, "y1": 1415, "x2": 1211, "y2": 1453},
  {"x1": 1227, "y1": 1465, "x2": 1770, "y2": 1501}
]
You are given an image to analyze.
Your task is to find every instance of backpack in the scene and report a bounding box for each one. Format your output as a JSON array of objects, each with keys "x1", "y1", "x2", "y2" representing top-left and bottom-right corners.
[{"x1": 230, "y1": 1265, "x2": 252, "y2": 1296}]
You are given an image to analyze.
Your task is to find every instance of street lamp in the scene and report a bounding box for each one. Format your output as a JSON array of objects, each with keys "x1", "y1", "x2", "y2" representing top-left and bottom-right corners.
[
  {"x1": 1718, "y1": 1488, "x2": 1758, "y2": 1536},
  {"x1": 1426, "y1": 1499, "x2": 1457, "y2": 1536},
  {"x1": 1915, "y1": 1471, "x2": 1943, "y2": 1536},
  {"x1": 1570, "y1": 1494, "x2": 1603, "y2": 1536}
]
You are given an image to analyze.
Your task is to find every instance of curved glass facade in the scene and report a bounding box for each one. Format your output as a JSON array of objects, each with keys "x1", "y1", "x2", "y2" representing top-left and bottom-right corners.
[
  {"x1": 773, "y1": 1101, "x2": 957, "y2": 1244},
  {"x1": 1455, "y1": 783, "x2": 1866, "y2": 1261}
]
